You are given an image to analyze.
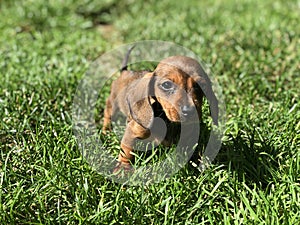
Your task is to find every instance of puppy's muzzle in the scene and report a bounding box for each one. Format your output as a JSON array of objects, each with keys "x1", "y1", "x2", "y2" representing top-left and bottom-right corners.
[
  {"x1": 181, "y1": 105, "x2": 195, "y2": 117},
  {"x1": 179, "y1": 105, "x2": 198, "y2": 123}
]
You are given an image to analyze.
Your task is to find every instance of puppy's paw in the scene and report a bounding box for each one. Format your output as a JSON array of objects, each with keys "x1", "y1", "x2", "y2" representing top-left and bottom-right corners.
[
  {"x1": 113, "y1": 162, "x2": 134, "y2": 175},
  {"x1": 101, "y1": 126, "x2": 111, "y2": 135}
]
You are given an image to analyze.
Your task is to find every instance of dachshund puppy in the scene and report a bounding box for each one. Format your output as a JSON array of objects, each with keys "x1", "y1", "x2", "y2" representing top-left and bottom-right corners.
[{"x1": 103, "y1": 50, "x2": 218, "y2": 172}]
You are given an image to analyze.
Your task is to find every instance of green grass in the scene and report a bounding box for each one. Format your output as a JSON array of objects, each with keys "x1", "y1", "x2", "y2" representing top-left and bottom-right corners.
[{"x1": 0, "y1": 0, "x2": 299, "y2": 224}]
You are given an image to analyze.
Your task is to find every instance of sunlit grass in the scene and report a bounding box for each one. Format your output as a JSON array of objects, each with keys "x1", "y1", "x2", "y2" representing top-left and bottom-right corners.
[{"x1": 0, "y1": 0, "x2": 299, "y2": 224}]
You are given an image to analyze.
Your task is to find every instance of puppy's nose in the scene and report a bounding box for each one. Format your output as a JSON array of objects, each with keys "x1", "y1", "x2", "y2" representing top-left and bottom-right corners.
[{"x1": 181, "y1": 105, "x2": 195, "y2": 117}]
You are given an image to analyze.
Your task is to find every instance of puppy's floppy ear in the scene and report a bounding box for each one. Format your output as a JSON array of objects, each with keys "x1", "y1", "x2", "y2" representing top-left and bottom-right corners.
[
  {"x1": 126, "y1": 73, "x2": 155, "y2": 129},
  {"x1": 205, "y1": 83, "x2": 218, "y2": 126},
  {"x1": 198, "y1": 77, "x2": 218, "y2": 126}
]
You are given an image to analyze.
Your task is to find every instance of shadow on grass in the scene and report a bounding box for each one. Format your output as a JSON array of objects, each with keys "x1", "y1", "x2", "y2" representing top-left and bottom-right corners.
[
  {"x1": 184, "y1": 121, "x2": 280, "y2": 189},
  {"x1": 213, "y1": 130, "x2": 279, "y2": 188}
]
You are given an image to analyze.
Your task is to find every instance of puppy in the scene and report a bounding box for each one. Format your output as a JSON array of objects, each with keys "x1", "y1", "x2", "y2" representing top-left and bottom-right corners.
[{"x1": 103, "y1": 49, "x2": 218, "y2": 172}]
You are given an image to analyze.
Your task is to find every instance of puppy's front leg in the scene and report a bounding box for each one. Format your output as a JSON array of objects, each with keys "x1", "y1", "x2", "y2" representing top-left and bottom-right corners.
[
  {"x1": 103, "y1": 97, "x2": 113, "y2": 134},
  {"x1": 115, "y1": 120, "x2": 150, "y2": 172}
]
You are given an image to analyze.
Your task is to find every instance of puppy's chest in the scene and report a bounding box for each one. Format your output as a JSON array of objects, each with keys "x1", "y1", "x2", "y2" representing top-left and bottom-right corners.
[{"x1": 151, "y1": 103, "x2": 181, "y2": 145}]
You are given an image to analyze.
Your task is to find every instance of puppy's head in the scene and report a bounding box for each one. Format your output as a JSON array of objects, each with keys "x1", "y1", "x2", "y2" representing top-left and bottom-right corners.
[
  {"x1": 127, "y1": 56, "x2": 218, "y2": 129},
  {"x1": 153, "y1": 56, "x2": 218, "y2": 124}
]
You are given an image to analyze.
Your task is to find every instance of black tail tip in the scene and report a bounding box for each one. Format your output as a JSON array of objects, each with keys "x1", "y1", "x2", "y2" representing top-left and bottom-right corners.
[{"x1": 121, "y1": 45, "x2": 136, "y2": 71}]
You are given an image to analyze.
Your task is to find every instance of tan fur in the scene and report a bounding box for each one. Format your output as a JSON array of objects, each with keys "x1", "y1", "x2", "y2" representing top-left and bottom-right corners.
[{"x1": 103, "y1": 55, "x2": 218, "y2": 172}]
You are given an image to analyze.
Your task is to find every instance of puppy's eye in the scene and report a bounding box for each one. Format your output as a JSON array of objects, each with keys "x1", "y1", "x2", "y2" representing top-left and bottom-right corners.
[{"x1": 161, "y1": 81, "x2": 174, "y2": 91}]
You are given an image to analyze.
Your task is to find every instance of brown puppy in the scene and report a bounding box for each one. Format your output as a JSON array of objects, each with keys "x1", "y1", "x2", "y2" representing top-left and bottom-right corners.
[{"x1": 103, "y1": 51, "x2": 218, "y2": 172}]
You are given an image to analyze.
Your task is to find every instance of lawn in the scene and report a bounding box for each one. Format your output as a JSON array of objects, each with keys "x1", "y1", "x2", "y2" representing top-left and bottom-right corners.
[{"x1": 0, "y1": 0, "x2": 299, "y2": 224}]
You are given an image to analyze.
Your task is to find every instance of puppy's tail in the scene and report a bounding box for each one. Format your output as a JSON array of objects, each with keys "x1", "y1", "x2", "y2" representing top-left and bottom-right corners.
[{"x1": 120, "y1": 45, "x2": 135, "y2": 71}]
